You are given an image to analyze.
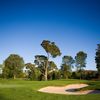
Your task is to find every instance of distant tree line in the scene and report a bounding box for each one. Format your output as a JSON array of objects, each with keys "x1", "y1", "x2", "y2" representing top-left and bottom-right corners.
[{"x1": 0, "y1": 40, "x2": 99, "y2": 80}]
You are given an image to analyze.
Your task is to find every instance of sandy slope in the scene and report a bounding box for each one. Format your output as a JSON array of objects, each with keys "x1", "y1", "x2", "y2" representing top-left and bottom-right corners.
[{"x1": 38, "y1": 84, "x2": 100, "y2": 95}]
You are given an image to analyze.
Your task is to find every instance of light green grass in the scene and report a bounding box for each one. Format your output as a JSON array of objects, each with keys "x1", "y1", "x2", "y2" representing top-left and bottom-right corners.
[{"x1": 0, "y1": 79, "x2": 100, "y2": 100}]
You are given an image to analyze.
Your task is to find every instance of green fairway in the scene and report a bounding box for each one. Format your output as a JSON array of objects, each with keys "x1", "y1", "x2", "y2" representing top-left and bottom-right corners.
[{"x1": 0, "y1": 79, "x2": 100, "y2": 100}]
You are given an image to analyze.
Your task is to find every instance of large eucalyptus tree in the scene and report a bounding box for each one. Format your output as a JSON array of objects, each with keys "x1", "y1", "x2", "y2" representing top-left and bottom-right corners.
[{"x1": 40, "y1": 40, "x2": 61, "y2": 80}]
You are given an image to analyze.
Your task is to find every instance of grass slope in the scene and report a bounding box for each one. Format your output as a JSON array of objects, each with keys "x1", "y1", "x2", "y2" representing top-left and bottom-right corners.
[{"x1": 0, "y1": 79, "x2": 100, "y2": 100}]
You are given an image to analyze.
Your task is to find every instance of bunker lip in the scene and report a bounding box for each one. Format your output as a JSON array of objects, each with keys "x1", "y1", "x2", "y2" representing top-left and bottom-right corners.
[{"x1": 38, "y1": 84, "x2": 100, "y2": 95}]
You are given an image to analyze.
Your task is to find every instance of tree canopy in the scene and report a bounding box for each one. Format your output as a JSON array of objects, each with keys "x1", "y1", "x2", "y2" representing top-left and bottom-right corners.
[
  {"x1": 61, "y1": 55, "x2": 74, "y2": 79},
  {"x1": 25, "y1": 63, "x2": 36, "y2": 80},
  {"x1": 75, "y1": 51, "x2": 87, "y2": 79},
  {"x1": 62, "y1": 56, "x2": 74, "y2": 67},
  {"x1": 95, "y1": 44, "x2": 100, "y2": 79},
  {"x1": 3, "y1": 54, "x2": 24, "y2": 79},
  {"x1": 41, "y1": 40, "x2": 61, "y2": 58}
]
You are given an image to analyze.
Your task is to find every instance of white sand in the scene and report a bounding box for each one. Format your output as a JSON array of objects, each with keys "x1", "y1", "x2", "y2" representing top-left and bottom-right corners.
[{"x1": 38, "y1": 84, "x2": 100, "y2": 95}]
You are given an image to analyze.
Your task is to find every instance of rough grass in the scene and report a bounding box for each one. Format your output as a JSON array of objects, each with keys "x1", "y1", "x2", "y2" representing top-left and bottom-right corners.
[{"x1": 0, "y1": 79, "x2": 100, "y2": 100}]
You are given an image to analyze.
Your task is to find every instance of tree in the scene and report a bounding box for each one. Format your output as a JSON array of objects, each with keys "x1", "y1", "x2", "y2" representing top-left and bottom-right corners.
[
  {"x1": 3, "y1": 54, "x2": 24, "y2": 79},
  {"x1": 95, "y1": 44, "x2": 100, "y2": 79},
  {"x1": 34, "y1": 55, "x2": 48, "y2": 80},
  {"x1": 0, "y1": 64, "x2": 3, "y2": 78},
  {"x1": 75, "y1": 51, "x2": 87, "y2": 79},
  {"x1": 48, "y1": 61, "x2": 59, "y2": 80},
  {"x1": 25, "y1": 63, "x2": 36, "y2": 80},
  {"x1": 62, "y1": 56, "x2": 74, "y2": 67},
  {"x1": 41, "y1": 40, "x2": 61, "y2": 80},
  {"x1": 48, "y1": 61, "x2": 57, "y2": 71},
  {"x1": 0, "y1": 64, "x2": 3, "y2": 74},
  {"x1": 61, "y1": 56, "x2": 74, "y2": 79}
]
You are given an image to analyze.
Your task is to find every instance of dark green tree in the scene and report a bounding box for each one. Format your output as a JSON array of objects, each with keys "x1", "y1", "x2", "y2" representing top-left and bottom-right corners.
[
  {"x1": 48, "y1": 61, "x2": 59, "y2": 80},
  {"x1": 25, "y1": 63, "x2": 36, "y2": 80},
  {"x1": 0, "y1": 64, "x2": 3, "y2": 77},
  {"x1": 62, "y1": 56, "x2": 74, "y2": 67},
  {"x1": 48, "y1": 61, "x2": 57, "y2": 71},
  {"x1": 75, "y1": 51, "x2": 87, "y2": 79},
  {"x1": 61, "y1": 56, "x2": 74, "y2": 79},
  {"x1": 0, "y1": 64, "x2": 3, "y2": 73},
  {"x1": 41, "y1": 40, "x2": 61, "y2": 80},
  {"x1": 95, "y1": 44, "x2": 100, "y2": 79},
  {"x1": 34, "y1": 55, "x2": 48, "y2": 80},
  {"x1": 3, "y1": 54, "x2": 24, "y2": 79}
]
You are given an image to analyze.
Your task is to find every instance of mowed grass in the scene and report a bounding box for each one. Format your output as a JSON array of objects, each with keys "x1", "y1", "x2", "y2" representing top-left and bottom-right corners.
[{"x1": 0, "y1": 79, "x2": 100, "y2": 100}]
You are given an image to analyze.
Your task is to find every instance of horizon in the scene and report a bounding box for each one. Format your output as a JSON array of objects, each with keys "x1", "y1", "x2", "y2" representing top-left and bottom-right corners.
[{"x1": 0, "y1": 0, "x2": 100, "y2": 70}]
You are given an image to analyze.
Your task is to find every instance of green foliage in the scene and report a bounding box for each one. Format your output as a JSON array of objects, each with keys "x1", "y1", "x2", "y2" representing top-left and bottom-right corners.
[
  {"x1": 82, "y1": 71, "x2": 98, "y2": 80},
  {"x1": 75, "y1": 51, "x2": 87, "y2": 70},
  {"x1": 75, "y1": 51, "x2": 87, "y2": 79},
  {"x1": 0, "y1": 64, "x2": 3, "y2": 76},
  {"x1": 61, "y1": 56, "x2": 74, "y2": 79},
  {"x1": 41, "y1": 40, "x2": 61, "y2": 58},
  {"x1": 34, "y1": 55, "x2": 59, "y2": 80},
  {"x1": 62, "y1": 56, "x2": 74, "y2": 67},
  {"x1": 2, "y1": 54, "x2": 24, "y2": 79},
  {"x1": 48, "y1": 61, "x2": 60, "y2": 80},
  {"x1": 40, "y1": 40, "x2": 61, "y2": 81},
  {"x1": 48, "y1": 70, "x2": 61, "y2": 80},
  {"x1": 71, "y1": 71, "x2": 98, "y2": 80},
  {"x1": 95, "y1": 44, "x2": 100, "y2": 78},
  {"x1": 48, "y1": 61, "x2": 57, "y2": 71},
  {"x1": 61, "y1": 64, "x2": 71, "y2": 79},
  {"x1": 25, "y1": 63, "x2": 36, "y2": 80},
  {"x1": 71, "y1": 72, "x2": 78, "y2": 79},
  {"x1": 0, "y1": 64, "x2": 2, "y2": 68},
  {"x1": 34, "y1": 55, "x2": 47, "y2": 80}
]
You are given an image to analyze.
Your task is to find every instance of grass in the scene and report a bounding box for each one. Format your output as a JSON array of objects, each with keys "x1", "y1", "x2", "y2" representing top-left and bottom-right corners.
[{"x1": 0, "y1": 79, "x2": 100, "y2": 100}]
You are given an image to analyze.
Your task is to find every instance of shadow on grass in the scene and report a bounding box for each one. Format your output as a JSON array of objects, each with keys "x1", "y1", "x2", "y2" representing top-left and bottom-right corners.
[
  {"x1": 65, "y1": 89, "x2": 100, "y2": 94},
  {"x1": 0, "y1": 94, "x2": 10, "y2": 100},
  {"x1": 88, "y1": 90, "x2": 100, "y2": 94}
]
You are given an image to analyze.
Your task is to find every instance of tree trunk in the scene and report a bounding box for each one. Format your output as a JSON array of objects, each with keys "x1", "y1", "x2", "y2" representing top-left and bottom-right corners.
[
  {"x1": 44, "y1": 53, "x2": 49, "y2": 81},
  {"x1": 44, "y1": 65, "x2": 47, "y2": 81},
  {"x1": 98, "y1": 71, "x2": 100, "y2": 80},
  {"x1": 80, "y1": 68, "x2": 82, "y2": 80},
  {"x1": 14, "y1": 74, "x2": 16, "y2": 79}
]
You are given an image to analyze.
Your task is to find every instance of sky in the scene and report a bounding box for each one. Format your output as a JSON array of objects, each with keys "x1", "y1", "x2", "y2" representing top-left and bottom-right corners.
[{"x1": 0, "y1": 0, "x2": 100, "y2": 70}]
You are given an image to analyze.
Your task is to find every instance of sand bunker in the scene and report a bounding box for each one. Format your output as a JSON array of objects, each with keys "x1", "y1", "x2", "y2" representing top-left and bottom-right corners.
[{"x1": 38, "y1": 84, "x2": 100, "y2": 95}]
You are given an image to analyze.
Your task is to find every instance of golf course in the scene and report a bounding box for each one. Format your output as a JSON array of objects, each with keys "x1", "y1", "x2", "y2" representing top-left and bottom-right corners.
[
  {"x1": 0, "y1": 79, "x2": 100, "y2": 100},
  {"x1": 0, "y1": 0, "x2": 100, "y2": 100}
]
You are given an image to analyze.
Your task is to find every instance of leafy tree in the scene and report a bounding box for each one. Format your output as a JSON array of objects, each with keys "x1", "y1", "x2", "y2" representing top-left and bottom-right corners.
[
  {"x1": 48, "y1": 61, "x2": 57, "y2": 71},
  {"x1": 48, "y1": 61, "x2": 59, "y2": 80},
  {"x1": 34, "y1": 55, "x2": 59, "y2": 80},
  {"x1": 3, "y1": 54, "x2": 24, "y2": 79},
  {"x1": 75, "y1": 51, "x2": 87, "y2": 79},
  {"x1": 71, "y1": 72, "x2": 77, "y2": 79},
  {"x1": 41, "y1": 40, "x2": 61, "y2": 80},
  {"x1": 95, "y1": 44, "x2": 100, "y2": 79},
  {"x1": 34, "y1": 55, "x2": 48, "y2": 80},
  {"x1": 0, "y1": 64, "x2": 3, "y2": 73},
  {"x1": 25, "y1": 63, "x2": 36, "y2": 80},
  {"x1": 48, "y1": 70, "x2": 60, "y2": 80},
  {"x1": 61, "y1": 56, "x2": 74, "y2": 79},
  {"x1": 0, "y1": 64, "x2": 3, "y2": 78},
  {"x1": 0, "y1": 64, "x2": 2, "y2": 68},
  {"x1": 62, "y1": 56, "x2": 74, "y2": 67}
]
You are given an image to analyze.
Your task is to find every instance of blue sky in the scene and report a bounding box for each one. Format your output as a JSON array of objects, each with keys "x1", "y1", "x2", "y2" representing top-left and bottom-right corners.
[{"x1": 0, "y1": 0, "x2": 100, "y2": 70}]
